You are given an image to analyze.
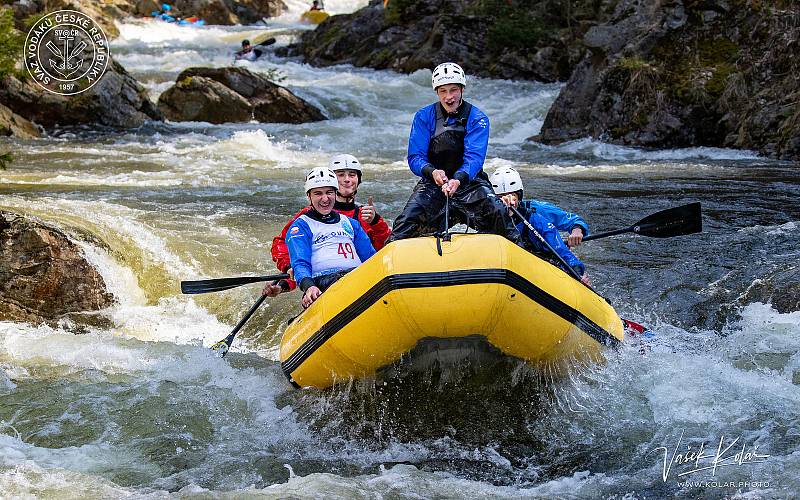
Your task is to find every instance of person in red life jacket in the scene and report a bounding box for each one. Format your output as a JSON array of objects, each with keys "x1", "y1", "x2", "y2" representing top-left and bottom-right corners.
[
  {"x1": 309, "y1": 0, "x2": 322, "y2": 11},
  {"x1": 263, "y1": 154, "x2": 390, "y2": 297},
  {"x1": 286, "y1": 167, "x2": 376, "y2": 307}
]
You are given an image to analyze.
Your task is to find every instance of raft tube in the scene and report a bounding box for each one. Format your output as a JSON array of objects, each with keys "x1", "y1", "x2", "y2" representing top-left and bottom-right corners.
[
  {"x1": 300, "y1": 10, "x2": 330, "y2": 24},
  {"x1": 279, "y1": 234, "x2": 624, "y2": 389}
]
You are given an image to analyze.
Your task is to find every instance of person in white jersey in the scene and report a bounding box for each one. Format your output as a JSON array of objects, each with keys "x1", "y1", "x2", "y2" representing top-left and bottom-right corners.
[{"x1": 286, "y1": 167, "x2": 376, "y2": 308}]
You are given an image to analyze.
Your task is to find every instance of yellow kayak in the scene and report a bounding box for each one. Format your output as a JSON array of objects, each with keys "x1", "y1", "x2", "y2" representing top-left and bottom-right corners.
[
  {"x1": 279, "y1": 234, "x2": 624, "y2": 389},
  {"x1": 300, "y1": 10, "x2": 329, "y2": 24}
]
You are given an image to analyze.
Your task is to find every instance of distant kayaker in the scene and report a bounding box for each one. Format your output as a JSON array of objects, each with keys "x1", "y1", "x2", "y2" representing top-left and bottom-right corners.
[
  {"x1": 489, "y1": 167, "x2": 589, "y2": 248},
  {"x1": 309, "y1": 0, "x2": 323, "y2": 11},
  {"x1": 235, "y1": 40, "x2": 263, "y2": 61},
  {"x1": 386, "y1": 62, "x2": 522, "y2": 245},
  {"x1": 490, "y1": 167, "x2": 589, "y2": 284},
  {"x1": 264, "y1": 154, "x2": 390, "y2": 298},
  {"x1": 152, "y1": 3, "x2": 176, "y2": 22},
  {"x1": 284, "y1": 167, "x2": 376, "y2": 307}
]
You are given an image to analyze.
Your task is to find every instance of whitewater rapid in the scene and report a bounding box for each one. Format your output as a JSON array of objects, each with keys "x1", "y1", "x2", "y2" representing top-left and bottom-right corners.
[{"x1": 1, "y1": 11, "x2": 799, "y2": 499}]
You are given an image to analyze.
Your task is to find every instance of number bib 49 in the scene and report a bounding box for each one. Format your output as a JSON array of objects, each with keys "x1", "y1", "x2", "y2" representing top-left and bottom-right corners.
[{"x1": 300, "y1": 215, "x2": 363, "y2": 277}]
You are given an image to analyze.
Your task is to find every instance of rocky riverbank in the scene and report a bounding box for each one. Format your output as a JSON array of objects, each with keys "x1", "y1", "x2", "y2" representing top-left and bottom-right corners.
[
  {"x1": 537, "y1": 0, "x2": 800, "y2": 160},
  {"x1": 1, "y1": 0, "x2": 289, "y2": 136},
  {"x1": 0, "y1": 210, "x2": 114, "y2": 325},
  {"x1": 288, "y1": 0, "x2": 799, "y2": 160},
  {"x1": 7, "y1": 0, "x2": 283, "y2": 34},
  {"x1": 287, "y1": 0, "x2": 610, "y2": 83}
]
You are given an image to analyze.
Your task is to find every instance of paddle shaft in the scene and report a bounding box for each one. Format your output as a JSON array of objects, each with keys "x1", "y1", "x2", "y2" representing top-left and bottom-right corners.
[
  {"x1": 582, "y1": 226, "x2": 633, "y2": 242},
  {"x1": 181, "y1": 273, "x2": 290, "y2": 294},
  {"x1": 214, "y1": 293, "x2": 268, "y2": 357},
  {"x1": 444, "y1": 193, "x2": 451, "y2": 241},
  {"x1": 510, "y1": 206, "x2": 584, "y2": 282}
]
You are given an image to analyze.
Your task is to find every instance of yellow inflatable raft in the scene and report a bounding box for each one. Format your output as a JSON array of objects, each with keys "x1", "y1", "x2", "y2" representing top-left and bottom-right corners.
[
  {"x1": 300, "y1": 10, "x2": 329, "y2": 24},
  {"x1": 280, "y1": 234, "x2": 624, "y2": 389}
]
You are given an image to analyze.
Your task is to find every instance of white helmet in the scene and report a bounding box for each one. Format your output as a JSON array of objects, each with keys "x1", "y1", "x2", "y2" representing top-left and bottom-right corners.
[
  {"x1": 328, "y1": 154, "x2": 362, "y2": 174},
  {"x1": 489, "y1": 167, "x2": 524, "y2": 195},
  {"x1": 432, "y1": 62, "x2": 466, "y2": 90},
  {"x1": 304, "y1": 167, "x2": 338, "y2": 193}
]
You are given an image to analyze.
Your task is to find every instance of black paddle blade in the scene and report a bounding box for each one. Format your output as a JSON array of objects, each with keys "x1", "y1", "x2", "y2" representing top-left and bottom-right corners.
[
  {"x1": 632, "y1": 202, "x2": 702, "y2": 238},
  {"x1": 257, "y1": 37, "x2": 276, "y2": 47}
]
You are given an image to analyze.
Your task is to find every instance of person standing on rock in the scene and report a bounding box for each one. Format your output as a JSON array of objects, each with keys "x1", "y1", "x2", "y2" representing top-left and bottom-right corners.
[
  {"x1": 264, "y1": 154, "x2": 390, "y2": 297},
  {"x1": 386, "y1": 62, "x2": 521, "y2": 244}
]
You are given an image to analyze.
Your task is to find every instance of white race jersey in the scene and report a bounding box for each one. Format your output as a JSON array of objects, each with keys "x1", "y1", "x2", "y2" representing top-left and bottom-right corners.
[{"x1": 300, "y1": 214, "x2": 362, "y2": 277}]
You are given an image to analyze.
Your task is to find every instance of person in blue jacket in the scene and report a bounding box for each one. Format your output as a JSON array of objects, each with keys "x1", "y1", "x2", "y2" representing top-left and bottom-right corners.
[
  {"x1": 386, "y1": 62, "x2": 521, "y2": 244},
  {"x1": 152, "y1": 3, "x2": 176, "y2": 22},
  {"x1": 489, "y1": 167, "x2": 590, "y2": 248},
  {"x1": 287, "y1": 167, "x2": 376, "y2": 308},
  {"x1": 489, "y1": 167, "x2": 589, "y2": 284}
]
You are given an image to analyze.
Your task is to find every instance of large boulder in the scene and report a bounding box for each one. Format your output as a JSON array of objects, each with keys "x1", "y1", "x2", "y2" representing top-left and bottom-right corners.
[
  {"x1": 157, "y1": 75, "x2": 253, "y2": 123},
  {"x1": 0, "y1": 58, "x2": 163, "y2": 129},
  {"x1": 158, "y1": 66, "x2": 326, "y2": 124},
  {"x1": 536, "y1": 0, "x2": 800, "y2": 160},
  {"x1": 0, "y1": 210, "x2": 114, "y2": 324},
  {"x1": 0, "y1": 103, "x2": 40, "y2": 139}
]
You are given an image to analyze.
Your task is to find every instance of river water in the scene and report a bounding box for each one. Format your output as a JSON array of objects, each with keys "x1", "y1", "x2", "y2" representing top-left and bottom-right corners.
[{"x1": 1, "y1": 5, "x2": 799, "y2": 498}]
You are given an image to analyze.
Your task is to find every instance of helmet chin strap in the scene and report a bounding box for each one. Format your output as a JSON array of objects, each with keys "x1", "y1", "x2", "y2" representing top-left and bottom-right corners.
[
  {"x1": 336, "y1": 183, "x2": 358, "y2": 203},
  {"x1": 337, "y1": 189, "x2": 356, "y2": 203}
]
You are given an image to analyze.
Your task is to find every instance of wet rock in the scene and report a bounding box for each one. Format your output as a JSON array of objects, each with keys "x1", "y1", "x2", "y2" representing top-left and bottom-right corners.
[
  {"x1": 158, "y1": 66, "x2": 326, "y2": 124},
  {"x1": 165, "y1": 0, "x2": 284, "y2": 25},
  {"x1": 158, "y1": 75, "x2": 253, "y2": 123},
  {"x1": 0, "y1": 59, "x2": 163, "y2": 129},
  {"x1": 537, "y1": 0, "x2": 800, "y2": 160},
  {"x1": 289, "y1": 0, "x2": 610, "y2": 82},
  {"x1": 0, "y1": 103, "x2": 40, "y2": 139},
  {"x1": 0, "y1": 210, "x2": 114, "y2": 324}
]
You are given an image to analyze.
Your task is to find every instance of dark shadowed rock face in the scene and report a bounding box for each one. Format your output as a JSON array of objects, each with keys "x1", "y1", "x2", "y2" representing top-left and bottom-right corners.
[
  {"x1": 0, "y1": 211, "x2": 114, "y2": 324},
  {"x1": 0, "y1": 59, "x2": 163, "y2": 129},
  {"x1": 289, "y1": 0, "x2": 613, "y2": 83},
  {"x1": 158, "y1": 66, "x2": 326, "y2": 124},
  {"x1": 537, "y1": 0, "x2": 800, "y2": 160},
  {"x1": 167, "y1": 0, "x2": 284, "y2": 25}
]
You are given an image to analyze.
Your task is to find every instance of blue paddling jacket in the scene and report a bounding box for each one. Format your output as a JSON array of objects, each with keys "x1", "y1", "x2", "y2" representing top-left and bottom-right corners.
[
  {"x1": 516, "y1": 207, "x2": 586, "y2": 276},
  {"x1": 287, "y1": 211, "x2": 376, "y2": 292},
  {"x1": 407, "y1": 101, "x2": 490, "y2": 186},
  {"x1": 520, "y1": 199, "x2": 590, "y2": 237}
]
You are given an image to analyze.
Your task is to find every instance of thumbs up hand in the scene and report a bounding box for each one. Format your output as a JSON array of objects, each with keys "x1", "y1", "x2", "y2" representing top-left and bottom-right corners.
[{"x1": 360, "y1": 196, "x2": 377, "y2": 223}]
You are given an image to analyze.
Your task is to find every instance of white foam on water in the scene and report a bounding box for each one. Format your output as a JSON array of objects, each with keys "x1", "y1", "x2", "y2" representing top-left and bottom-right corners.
[
  {"x1": 0, "y1": 197, "x2": 198, "y2": 280},
  {"x1": 542, "y1": 137, "x2": 762, "y2": 161},
  {"x1": 737, "y1": 221, "x2": 799, "y2": 237},
  {"x1": 115, "y1": 19, "x2": 249, "y2": 48},
  {"x1": 0, "y1": 462, "x2": 157, "y2": 498}
]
